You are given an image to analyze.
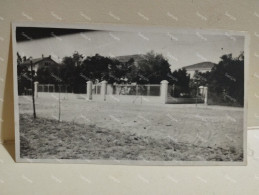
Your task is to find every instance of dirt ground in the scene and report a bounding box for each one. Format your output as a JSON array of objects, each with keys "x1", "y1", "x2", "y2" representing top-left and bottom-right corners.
[{"x1": 18, "y1": 95, "x2": 244, "y2": 161}]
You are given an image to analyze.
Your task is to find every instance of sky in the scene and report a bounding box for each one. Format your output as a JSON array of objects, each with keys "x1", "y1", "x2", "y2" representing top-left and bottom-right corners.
[{"x1": 16, "y1": 29, "x2": 245, "y2": 71}]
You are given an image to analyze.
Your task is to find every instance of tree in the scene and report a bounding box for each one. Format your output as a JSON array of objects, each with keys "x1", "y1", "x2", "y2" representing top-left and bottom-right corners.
[
  {"x1": 169, "y1": 68, "x2": 190, "y2": 97},
  {"x1": 208, "y1": 53, "x2": 244, "y2": 106},
  {"x1": 126, "y1": 51, "x2": 172, "y2": 84},
  {"x1": 36, "y1": 65, "x2": 59, "y2": 84},
  {"x1": 17, "y1": 52, "x2": 31, "y2": 95},
  {"x1": 189, "y1": 71, "x2": 210, "y2": 97},
  {"x1": 81, "y1": 54, "x2": 110, "y2": 83},
  {"x1": 190, "y1": 52, "x2": 244, "y2": 106},
  {"x1": 59, "y1": 52, "x2": 84, "y2": 93},
  {"x1": 17, "y1": 52, "x2": 22, "y2": 65}
]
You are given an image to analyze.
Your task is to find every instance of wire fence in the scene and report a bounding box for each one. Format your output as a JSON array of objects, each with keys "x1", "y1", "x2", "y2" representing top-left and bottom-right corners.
[
  {"x1": 112, "y1": 84, "x2": 160, "y2": 96},
  {"x1": 38, "y1": 84, "x2": 71, "y2": 93},
  {"x1": 37, "y1": 83, "x2": 161, "y2": 96},
  {"x1": 92, "y1": 84, "x2": 101, "y2": 95}
]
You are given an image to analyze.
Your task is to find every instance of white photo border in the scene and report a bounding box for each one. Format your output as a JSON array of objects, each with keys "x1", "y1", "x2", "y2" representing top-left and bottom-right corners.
[{"x1": 12, "y1": 22, "x2": 249, "y2": 166}]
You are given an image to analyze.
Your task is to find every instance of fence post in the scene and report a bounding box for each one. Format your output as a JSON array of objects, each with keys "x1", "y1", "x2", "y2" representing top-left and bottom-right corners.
[
  {"x1": 107, "y1": 84, "x2": 113, "y2": 95},
  {"x1": 204, "y1": 87, "x2": 208, "y2": 105},
  {"x1": 160, "y1": 80, "x2": 168, "y2": 104},
  {"x1": 147, "y1": 85, "x2": 150, "y2": 96},
  {"x1": 34, "y1": 81, "x2": 39, "y2": 98},
  {"x1": 86, "y1": 81, "x2": 93, "y2": 100},
  {"x1": 116, "y1": 85, "x2": 119, "y2": 95},
  {"x1": 101, "y1": 80, "x2": 107, "y2": 101}
]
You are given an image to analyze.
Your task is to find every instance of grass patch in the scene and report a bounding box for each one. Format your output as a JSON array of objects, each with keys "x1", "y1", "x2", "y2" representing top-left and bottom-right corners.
[{"x1": 20, "y1": 114, "x2": 243, "y2": 161}]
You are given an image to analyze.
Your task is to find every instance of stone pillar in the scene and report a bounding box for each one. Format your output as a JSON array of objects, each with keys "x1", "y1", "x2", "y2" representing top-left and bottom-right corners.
[
  {"x1": 147, "y1": 85, "x2": 150, "y2": 96},
  {"x1": 34, "y1": 81, "x2": 39, "y2": 98},
  {"x1": 86, "y1": 81, "x2": 93, "y2": 100},
  {"x1": 101, "y1": 80, "x2": 107, "y2": 101},
  {"x1": 136, "y1": 85, "x2": 139, "y2": 95},
  {"x1": 107, "y1": 84, "x2": 113, "y2": 95},
  {"x1": 160, "y1": 80, "x2": 168, "y2": 104},
  {"x1": 199, "y1": 86, "x2": 204, "y2": 96},
  {"x1": 117, "y1": 86, "x2": 120, "y2": 95},
  {"x1": 204, "y1": 87, "x2": 208, "y2": 105}
]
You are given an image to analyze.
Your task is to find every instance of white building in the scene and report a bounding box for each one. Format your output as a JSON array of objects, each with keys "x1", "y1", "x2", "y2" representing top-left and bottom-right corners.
[{"x1": 183, "y1": 61, "x2": 215, "y2": 78}]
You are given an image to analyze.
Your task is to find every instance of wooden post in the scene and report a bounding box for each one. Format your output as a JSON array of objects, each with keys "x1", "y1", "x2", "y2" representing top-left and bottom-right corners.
[
  {"x1": 204, "y1": 87, "x2": 208, "y2": 105},
  {"x1": 34, "y1": 81, "x2": 39, "y2": 98},
  {"x1": 58, "y1": 84, "x2": 61, "y2": 122},
  {"x1": 30, "y1": 61, "x2": 36, "y2": 118}
]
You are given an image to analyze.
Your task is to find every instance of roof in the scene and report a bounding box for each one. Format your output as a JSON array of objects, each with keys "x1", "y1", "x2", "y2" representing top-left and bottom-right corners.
[
  {"x1": 183, "y1": 62, "x2": 215, "y2": 71},
  {"x1": 20, "y1": 56, "x2": 58, "y2": 66},
  {"x1": 116, "y1": 54, "x2": 144, "y2": 63}
]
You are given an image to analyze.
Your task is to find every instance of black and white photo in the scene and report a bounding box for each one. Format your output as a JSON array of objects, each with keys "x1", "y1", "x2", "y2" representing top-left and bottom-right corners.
[{"x1": 12, "y1": 23, "x2": 248, "y2": 165}]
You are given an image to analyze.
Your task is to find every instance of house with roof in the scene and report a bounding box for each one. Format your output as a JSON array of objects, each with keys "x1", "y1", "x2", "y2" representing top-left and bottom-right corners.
[
  {"x1": 19, "y1": 55, "x2": 59, "y2": 73},
  {"x1": 182, "y1": 61, "x2": 215, "y2": 78},
  {"x1": 116, "y1": 54, "x2": 144, "y2": 66}
]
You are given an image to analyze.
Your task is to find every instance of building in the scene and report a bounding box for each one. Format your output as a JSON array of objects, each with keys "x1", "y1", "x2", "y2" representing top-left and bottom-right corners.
[
  {"x1": 19, "y1": 55, "x2": 59, "y2": 73},
  {"x1": 182, "y1": 61, "x2": 215, "y2": 78},
  {"x1": 116, "y1": 54, "x2": 144, "y2": 66}
]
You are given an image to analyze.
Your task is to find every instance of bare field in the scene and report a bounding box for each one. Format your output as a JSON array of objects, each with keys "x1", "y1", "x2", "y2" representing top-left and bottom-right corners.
[{"x1": 19, "y1": 95, "x2": 244, "y2": 161}]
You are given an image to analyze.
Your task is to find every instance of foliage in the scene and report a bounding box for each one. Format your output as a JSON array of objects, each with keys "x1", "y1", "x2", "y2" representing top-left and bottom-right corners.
[
  {"x1": 190, "y1": 52, "x2": 244, "y2": 106},
  {"x1": 36, "y1": 65, "x2": 59, "y2": 84},
  {"x1": 169, "y1": 68, "x2": 190, "y2": 97},
  {"x1": 17, "y1": 52, "x2": 33, "y2": 95},
  {"x1": 17, "y1": 50, "x2": 244, "y2": 106},
  {"x1": 209, "y1": 53, "x2": 244, "y2": 106},
  {"x1": 39, "y1": 51, "x2": 175, "y2": 93},
  {"x1": 128, "y1": 51, "x2": 172, "y2": 84},
  {"x1": 59, "y1": 52, "x2": 85, "y2": 93}
]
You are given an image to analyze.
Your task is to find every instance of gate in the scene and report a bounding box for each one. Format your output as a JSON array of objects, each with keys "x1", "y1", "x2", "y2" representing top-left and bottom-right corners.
[
  {"x1": 167, "y1": 84, "x2": 206, "y2": 104},
  {"x1": 113, "y1": 84, "x2": 160, "y2": 96}
]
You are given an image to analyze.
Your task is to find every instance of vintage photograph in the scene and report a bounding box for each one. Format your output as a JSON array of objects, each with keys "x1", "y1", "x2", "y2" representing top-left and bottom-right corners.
[{"x1": 13, "y1": 23, "x2": 247, "y2": 165}]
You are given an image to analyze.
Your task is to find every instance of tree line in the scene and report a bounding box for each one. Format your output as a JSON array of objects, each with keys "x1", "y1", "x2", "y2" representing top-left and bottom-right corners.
[
  {"x1": 190, "y1": 52, "x2": 244, "y2": 106},
  {"x1": 17, "y1": 50, "x2": 244, "y2": 106},
  {"x1": 17, "y1": 51, "x2": 189, "y2": 93}
]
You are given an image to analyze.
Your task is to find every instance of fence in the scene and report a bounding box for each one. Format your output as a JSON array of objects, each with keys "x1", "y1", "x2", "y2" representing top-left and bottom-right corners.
[
  {"x1": 112, "y1": 84, "x2": 160, "y2": 96},
  {"x1": 38, "y1": 84, "x2": 70, "y2": 93},
  {"x1": 167, "y1": 84, "x2": 207, "y2": 104},
  {"x1": 91, "y1": 83, "x2": 160, "y2": 96},
  {"x1": 207, "y1": 89, "x2": 242, "y2": 107},
  {"x1": 87, "y1": 80, "x2": 167, "y2": 103},
  {"x1": 23, "y1": 89, "x2": 33, "y2": 96},
  {"x1": 92, "y1": 84, "x2": 101, "y2": 95},
  {"x1": 34, "y1": 81, "x2": 208, "y2": 105}
]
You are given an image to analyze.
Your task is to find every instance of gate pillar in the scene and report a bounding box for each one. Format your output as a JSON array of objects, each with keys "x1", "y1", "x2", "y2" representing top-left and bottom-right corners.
[
  {"x1": 101, "y1": 80, "x2": 107, "y2": 101},
  {"x1": 34, "y1": 81, "x2": 39, "y2": 98},
  {"x1": 86, "y1": 81, "x2": 93, "y2": 100},
  {"x1": 160, "y1": 80, "x2": 169, "y2": 104}
]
